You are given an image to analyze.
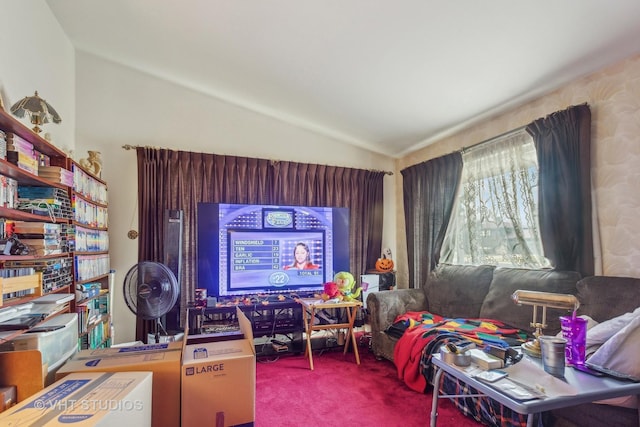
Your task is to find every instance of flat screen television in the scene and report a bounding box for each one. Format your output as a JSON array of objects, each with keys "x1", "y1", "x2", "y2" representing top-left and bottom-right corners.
[{"x1": 197, "y1": 202, "x2": 350, "y2": 298}]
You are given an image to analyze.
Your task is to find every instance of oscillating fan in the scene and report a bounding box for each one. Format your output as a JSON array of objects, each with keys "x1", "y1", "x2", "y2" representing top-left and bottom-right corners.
[{"x1": 123, "y1": 261, "x2": 179, "y2": 344}]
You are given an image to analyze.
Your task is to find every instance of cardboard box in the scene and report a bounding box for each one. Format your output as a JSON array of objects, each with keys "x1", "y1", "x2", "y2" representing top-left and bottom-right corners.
[
  {"x1": 56, "y1": 342, "x2": 182, "y2": 427},
  {"x1": 182, "y1": 306, "x2": 255, "y2": 427},
  {"x1": 0, "y1": 371, "x2": 152, "y2": 426},
  {"x1": 0, "y1": 385, "x2": 16, "y2": 412}
]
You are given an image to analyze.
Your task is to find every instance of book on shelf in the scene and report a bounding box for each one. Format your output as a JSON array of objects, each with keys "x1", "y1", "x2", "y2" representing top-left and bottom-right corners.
[
  {"x1": 18, "y1": 236, "x2": 62, "y2": 244},
  {"x1": 0, "y1": 175, "x2": 18, "y2": 210},
  {"x1": 26, "y1": 248, "x2": 64, "y2": 256},
  {"x1": 10, "y1": 222, "x2": 62, "y2": 234},
  {"x1": 19, "y1": 237, "x2": 64, "y2": 253},
  {"x1": 6, "y1": 151, "x2": 38, "y2": 175},
  {"x1": 6, "y1": 144, "x2": 34, "y2": 158},
  {"x1": 0, "y1": 314, "x2": 43, "y2": 331},
  {"x1": 14, "y1": 232, "x2": 62, "y2": 240},
  {"x1": 5, "y1": 133, "x2": 34, "y2": 152},
  {"x1": 37, "y1": 166, "x2": 74, "y2": 186},
  {"x1": 31, "y1": 293, "x2": 74, "y2": 305},
  {"x1": 76, "y1": 283, "x2": 101, "y2": 301},
  {"x1": 29, "y1": 302, "x2": 71, "y2": 318},
  {"x1": 38, "y1": 166, "x2": 69, "y2": 174}
]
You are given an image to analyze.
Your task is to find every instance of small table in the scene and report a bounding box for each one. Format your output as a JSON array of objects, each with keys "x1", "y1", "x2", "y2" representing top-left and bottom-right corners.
[
  {"x1": 430, "y1": 353, "x2": 640, "y2": 427},
  {"x1": 298, "y1": 298, "x2": 362, "y2": 370}
]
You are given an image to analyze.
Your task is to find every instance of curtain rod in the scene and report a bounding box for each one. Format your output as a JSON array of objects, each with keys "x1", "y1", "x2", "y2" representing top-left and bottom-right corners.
[
  {"x1": 460, "y1": 125, "x2": 528, "y2": 154},
  {"x1": 122, "y1": 144, "x2": 156, "y2": 150},
  {"x1": 122, "y1": 144, "x2": 393, "y2": 175}
]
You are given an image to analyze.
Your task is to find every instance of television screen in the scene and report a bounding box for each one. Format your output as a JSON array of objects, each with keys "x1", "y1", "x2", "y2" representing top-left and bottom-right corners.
[{"x1": 197, "y1": 203, "x2": 350, "y2": 298}]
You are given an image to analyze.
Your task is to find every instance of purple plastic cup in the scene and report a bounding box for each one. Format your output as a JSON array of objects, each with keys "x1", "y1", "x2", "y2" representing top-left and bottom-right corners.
[{"x1": 560, "y1": 315, "x2": 587, "y2": 366}]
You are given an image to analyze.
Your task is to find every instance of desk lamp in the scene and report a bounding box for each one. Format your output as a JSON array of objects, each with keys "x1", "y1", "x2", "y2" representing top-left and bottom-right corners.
[
  {"x1": 511, "y1": 290, "x2": 579, "y2": 358},
  {"x1": 10, "y1": 91, "x2": 61, "y2": 133}
]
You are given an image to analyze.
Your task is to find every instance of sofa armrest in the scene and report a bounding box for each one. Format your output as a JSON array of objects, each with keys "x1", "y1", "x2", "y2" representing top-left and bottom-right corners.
[
  {"x1": 367, "y1": 289, "x2": 427, "y2": 330},
  {"x1": 366, "y1": 289, "x2": 427, "y2": 361}
]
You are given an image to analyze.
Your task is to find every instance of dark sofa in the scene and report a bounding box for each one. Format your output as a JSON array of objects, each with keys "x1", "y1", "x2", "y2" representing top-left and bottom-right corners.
[{"x1": 366, "y1": 264, "x2": 640, "y2": 426}]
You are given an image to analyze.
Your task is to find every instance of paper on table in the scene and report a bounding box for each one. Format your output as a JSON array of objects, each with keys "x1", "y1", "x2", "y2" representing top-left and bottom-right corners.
[
  {"x1": 503, "y1": 356, "x2": 578, "y2": 397},
  {"x1": 488, "y1": 377, "x2": 545, "y2": 401}
]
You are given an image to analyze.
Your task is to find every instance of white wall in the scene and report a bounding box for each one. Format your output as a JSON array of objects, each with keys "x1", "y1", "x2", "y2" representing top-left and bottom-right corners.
[
  {"x1": 74, "y1": 52, "x2": 396, "y2": 343},
  {"x1": 0, "y1": 1, "x2": 75, "y2": 151},
  {"x1": 14, "y1": 2, "x2": 639, "y2": 347},
  {"x1": 397, "y1": 54, "x2": 640, "y2": 287},
  {"x1": 1, "y1": 2, "x2": 395, "y2": 344}
]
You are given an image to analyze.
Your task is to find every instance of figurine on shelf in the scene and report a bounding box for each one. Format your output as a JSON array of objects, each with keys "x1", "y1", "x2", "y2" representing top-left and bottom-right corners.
[{"x1": 79, "y1": 150, "x2": 102, "y2": 177}]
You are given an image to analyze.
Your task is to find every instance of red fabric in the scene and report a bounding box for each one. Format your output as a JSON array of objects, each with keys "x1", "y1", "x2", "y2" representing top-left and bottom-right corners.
[
  {"x1": 394, "y1": 325, "x2": 436, "y2": 392},
  {"x1": 395, "y1": 310, "x2": 444, "y2": 324},
  {"x1": 392, "y1": 311, "x2": 528, "y2": 393}
]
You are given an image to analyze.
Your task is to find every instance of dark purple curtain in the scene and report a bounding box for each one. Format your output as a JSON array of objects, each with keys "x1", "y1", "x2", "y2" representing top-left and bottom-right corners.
[
  {"x1": 526, "y1": 104, "x2": 594, "y2": 277},
  {"x1": 401, "y1": 152, "x2": 462, "y2": 289},
  {"x1": 135, "y1": 148, "x2": 385, "y2": 340}
]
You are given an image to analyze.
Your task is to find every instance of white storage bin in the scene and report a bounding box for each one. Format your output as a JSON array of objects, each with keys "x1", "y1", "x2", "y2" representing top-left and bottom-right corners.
[{"x1": 2, "y1": 313, "x2": 78, "y2": 372}]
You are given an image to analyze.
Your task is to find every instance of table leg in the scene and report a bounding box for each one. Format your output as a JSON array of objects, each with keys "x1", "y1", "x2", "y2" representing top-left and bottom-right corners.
[
  {"x1": 430, "y1": 367, "x2": 444, "y2": 427},
  {"x1": 304, "y1": 307, "x2": 314, "y2": 370},
  {"x1": 346, "y1": 306, "x2": 360, "y2": 365}
]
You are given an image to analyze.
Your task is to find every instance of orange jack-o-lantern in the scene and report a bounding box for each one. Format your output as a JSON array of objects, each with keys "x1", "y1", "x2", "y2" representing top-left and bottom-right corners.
[{"x1": 375, "y1": 257, "x2": 394, "y2": 272}]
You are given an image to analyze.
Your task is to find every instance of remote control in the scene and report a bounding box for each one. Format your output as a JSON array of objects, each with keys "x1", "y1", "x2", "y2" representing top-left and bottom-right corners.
[{"x1": 271, "y1": 339, "x2": 287, "y2": 346}]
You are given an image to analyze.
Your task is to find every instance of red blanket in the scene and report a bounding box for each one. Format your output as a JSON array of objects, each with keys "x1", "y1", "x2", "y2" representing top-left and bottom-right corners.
[{"x1": 393, "y1": 311, "x2": 527, "y2": 393}]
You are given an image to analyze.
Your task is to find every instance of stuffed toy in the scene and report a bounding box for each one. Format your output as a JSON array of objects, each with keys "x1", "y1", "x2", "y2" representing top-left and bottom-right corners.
[
  {"x1": 334, "y1": 271, "x2": 362, "y2": 302},
  {"x1": 321, "y1": 281, "x2": 342, "y2": 301}
]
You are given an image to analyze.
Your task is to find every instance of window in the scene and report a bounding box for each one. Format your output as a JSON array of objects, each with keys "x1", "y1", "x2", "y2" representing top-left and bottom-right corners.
[{"x1": 440, "y1": 130, "x2": 551, "y2": 268}]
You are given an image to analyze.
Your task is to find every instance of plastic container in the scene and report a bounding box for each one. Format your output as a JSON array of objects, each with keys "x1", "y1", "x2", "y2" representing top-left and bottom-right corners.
[
  {"x1": 0, "y1": 313, "x2": 78, "y2": 372},
  {"x1": 440, "y1": 345, "x2": 471, "y2": 366},
  {"x1": 560, "y1": 315, "x2": 587, "y2": 366}
]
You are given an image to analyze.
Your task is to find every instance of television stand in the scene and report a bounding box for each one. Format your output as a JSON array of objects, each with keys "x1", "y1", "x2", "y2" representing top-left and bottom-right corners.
[{"x1": 188, "y1": 298, "x2": 304, "y2": 355}]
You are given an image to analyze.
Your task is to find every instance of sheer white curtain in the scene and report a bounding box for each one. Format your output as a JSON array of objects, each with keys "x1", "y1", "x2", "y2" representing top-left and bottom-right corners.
[{"x1": 440, "y1": 130, "x2": 550, "y2": 268}]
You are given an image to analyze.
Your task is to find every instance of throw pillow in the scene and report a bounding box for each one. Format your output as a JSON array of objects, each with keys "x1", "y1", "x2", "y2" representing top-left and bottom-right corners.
[
  {"x1": 586, "y1": 306, "x2": 640, "y2": 349},
  {"x1": 587, "y1": 314, "x2": 640, "y2": 382}
]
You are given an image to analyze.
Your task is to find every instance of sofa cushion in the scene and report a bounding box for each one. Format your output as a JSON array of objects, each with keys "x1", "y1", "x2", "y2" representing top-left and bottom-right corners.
[
  {"x1": 587, "y1": 314, "x2": 640, "y2": 383},
  {"x1": 586, "y1": 307, "x2": 640, "y2": 350},
  {"x1": 423, "y1": 264, "x2": 495, "y2": 318},
  {"x1": 576, "y1": 276, "x2": 640, "y2": 323},
  {"x1": 479, "y1": 268, "x2": 580, "y2": 334}
]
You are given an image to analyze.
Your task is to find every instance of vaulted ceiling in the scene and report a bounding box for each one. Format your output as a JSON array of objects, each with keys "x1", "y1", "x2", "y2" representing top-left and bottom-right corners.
[{"x1": 47, "y1": 0, "x2": 640, "y2": 157}]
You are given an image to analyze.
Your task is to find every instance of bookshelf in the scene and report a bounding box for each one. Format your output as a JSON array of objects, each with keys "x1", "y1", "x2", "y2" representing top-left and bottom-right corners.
[
  {"x1": 0, "y1": 107, "x2": 110, "y2": 351},
  {"x1": 69, "y1": 160, "x2": 110, "y2": 350}
]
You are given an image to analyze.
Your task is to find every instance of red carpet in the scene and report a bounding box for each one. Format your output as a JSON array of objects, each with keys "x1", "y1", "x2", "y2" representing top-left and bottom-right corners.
[{"x1": 255, "y1": 340, "x2": 482, "y2": 427}]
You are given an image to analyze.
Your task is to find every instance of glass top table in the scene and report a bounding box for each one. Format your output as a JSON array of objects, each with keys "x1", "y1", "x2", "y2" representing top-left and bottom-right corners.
[{"x1": 430, "y1": 352, "x2": 640, "y2": 427}]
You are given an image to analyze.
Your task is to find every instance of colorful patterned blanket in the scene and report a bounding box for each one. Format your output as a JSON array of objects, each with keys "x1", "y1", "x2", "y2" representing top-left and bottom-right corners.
[{"x1": 390, "y1": 311, "x2": 529, "y2": 393}]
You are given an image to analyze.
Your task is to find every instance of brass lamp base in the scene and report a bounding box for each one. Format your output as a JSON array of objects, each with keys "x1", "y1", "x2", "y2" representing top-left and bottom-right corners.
[{"x1": 521, "y1": 339, "x2": 541, "y2": 358}]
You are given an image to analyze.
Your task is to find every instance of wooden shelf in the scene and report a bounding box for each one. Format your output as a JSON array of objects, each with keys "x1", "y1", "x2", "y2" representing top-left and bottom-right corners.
[
  {"x1": 0, "y1": 206, "x2": 70, "y2": 223},
  {"x1": 0, "y1": 273, "x2": 42, "y2": 307},
  {"x1": 0, "y1": 253, "x2": 72, "y2": 262},
  {"x1": 0, "y1": 109, "x2": 110, "y2": 350},
  {"x1": 72, "y1": 190, "x2": 108, "y2": 209},
  {"x1": 0, "y1": 158, "x2": 67, "y2": 189},
  {"x1": 0, "y1": 109, "x2": 67, "y2": 158}
]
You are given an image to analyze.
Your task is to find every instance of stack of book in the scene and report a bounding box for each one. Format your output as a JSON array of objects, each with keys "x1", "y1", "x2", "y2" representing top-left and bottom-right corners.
[
  {"x1": 37, "y1": 166, "x2": 74, "y2": 187},
  {"x1": 16, "y1": 186, "x2": 73, "y2": 220},
  {"x1": 76, "y1": 295, "x2": 106, "y2": 335},
  {"x1": 0, "y1": 130, "x2": 6, "y2": 160},
  {"x1": 5, "y1": 133, "x2": 37, "y2": 175},
  {"x1": 28, "y1": 293, "x2": 74, "y2": 318},
  {"x1": 0, "y1": 303, "x2": 42, "y2": 331},
  {"x1": 75, "y1": 282, "x2": 101, "y2": 302},
  {"x1": 4, "y1": 258, "x2": 73, "y2": 294},
  {"x1": 11, "y1": 221, "x2": 65, "y2": 256},
  {"x1": 0, "y1": 175, "x2": 18, "y2": 209}
]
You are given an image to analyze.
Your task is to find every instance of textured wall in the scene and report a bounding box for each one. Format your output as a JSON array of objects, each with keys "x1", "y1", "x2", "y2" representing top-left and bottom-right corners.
[{"x1": 396, "y1": 54, "x2": 640, "y2": 286}]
